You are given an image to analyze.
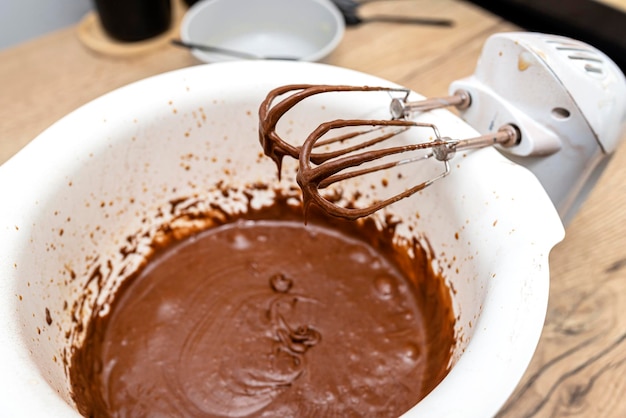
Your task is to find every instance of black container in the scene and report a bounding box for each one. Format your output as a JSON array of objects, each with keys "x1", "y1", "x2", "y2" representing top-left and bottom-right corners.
[{"x1": 94, "y1": 0, "x2": 172, "y2": 42}]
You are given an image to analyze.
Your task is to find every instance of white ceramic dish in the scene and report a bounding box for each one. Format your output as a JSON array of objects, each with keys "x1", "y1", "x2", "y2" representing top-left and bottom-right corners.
[
  {"x1": 180, "y1": 0, "x2": 345, "y2": 62},
  {"x1": 0, "y1": 61, "x2": 564, "y2": 417}
]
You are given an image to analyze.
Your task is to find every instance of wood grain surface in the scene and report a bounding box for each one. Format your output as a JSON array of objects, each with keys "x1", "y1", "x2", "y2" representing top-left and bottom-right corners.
[{"x1": 1, "y1": 0, "x2": 625, "y2": 416}]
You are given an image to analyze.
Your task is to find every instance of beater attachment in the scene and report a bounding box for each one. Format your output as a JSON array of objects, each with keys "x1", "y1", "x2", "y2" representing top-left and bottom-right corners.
[
  {"x1": 260, "y1": 84, "x2": 411, "y2": 178},
  {"x1": 259, "y1": 85, "x2": 519, "y2": 220},
  {"x1": 259, "y1": 33, "x2": 626, "y2": 223}
]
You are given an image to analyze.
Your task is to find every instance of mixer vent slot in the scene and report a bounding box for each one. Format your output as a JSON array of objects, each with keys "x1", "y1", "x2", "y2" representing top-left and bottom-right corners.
[
  {"x1": 564, "y1": 54, "x2": 603, "y2": 63},
  {"x1": 545, "y1": 38, "x2": 607, "y2": 77}
]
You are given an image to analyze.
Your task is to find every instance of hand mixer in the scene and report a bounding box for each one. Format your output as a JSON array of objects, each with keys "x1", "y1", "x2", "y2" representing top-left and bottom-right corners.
[{"x1": 259, "y1": 32, "x2": 626, "y2": 223}]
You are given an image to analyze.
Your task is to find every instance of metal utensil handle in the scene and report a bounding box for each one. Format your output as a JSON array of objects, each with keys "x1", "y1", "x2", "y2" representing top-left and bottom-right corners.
[{"x1": 433, "y1": 125, "x2": 520, "y2": 161}]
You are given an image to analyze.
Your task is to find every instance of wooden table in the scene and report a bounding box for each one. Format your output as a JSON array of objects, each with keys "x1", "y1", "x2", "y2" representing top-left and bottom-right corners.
[{"x1": 1, "y1": 0, "x2": 624, "y2": 416}]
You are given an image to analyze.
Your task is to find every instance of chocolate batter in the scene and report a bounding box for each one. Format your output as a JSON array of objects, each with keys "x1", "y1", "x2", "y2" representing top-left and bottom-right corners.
[{"x1": 70, "y1": 201, "x2": 455, "y2": 417}]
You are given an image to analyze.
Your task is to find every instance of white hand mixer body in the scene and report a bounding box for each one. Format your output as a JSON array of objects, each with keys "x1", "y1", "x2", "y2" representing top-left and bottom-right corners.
[{"x1": 450, "y1": 32, "x2": 626, "y2": 224}]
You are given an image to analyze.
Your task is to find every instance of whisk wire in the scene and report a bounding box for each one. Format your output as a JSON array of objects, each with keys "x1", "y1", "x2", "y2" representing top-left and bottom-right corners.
[
  {"x1": 259, "y1": 84, "x2": 411, "y2": 176},
  {"x1": 299, "y1": 119, "x2": 443, "y2": 185},
  {"x1": 258, "y1": 85, "x2": 519, "y2": 220}
]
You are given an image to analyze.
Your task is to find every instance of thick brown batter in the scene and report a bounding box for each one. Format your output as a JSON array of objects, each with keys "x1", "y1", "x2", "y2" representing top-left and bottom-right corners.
[{"x1": 70, "y1": 202, "x2": 455, "y2": 417}]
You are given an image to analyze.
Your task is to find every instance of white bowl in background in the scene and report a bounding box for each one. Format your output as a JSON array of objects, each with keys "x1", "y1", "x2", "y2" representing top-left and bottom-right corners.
[
  {"x1": 180, "y1": 0, "x2": 345, "y2": 62},
  {"x1": 0, "y1": 61, "x2": 564, "y2": 417}
]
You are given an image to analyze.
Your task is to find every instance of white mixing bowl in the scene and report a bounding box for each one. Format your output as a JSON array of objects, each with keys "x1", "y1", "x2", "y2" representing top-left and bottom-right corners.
[{"x1": 0, "y1": 61, "x2": 564, "y2": 417}]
